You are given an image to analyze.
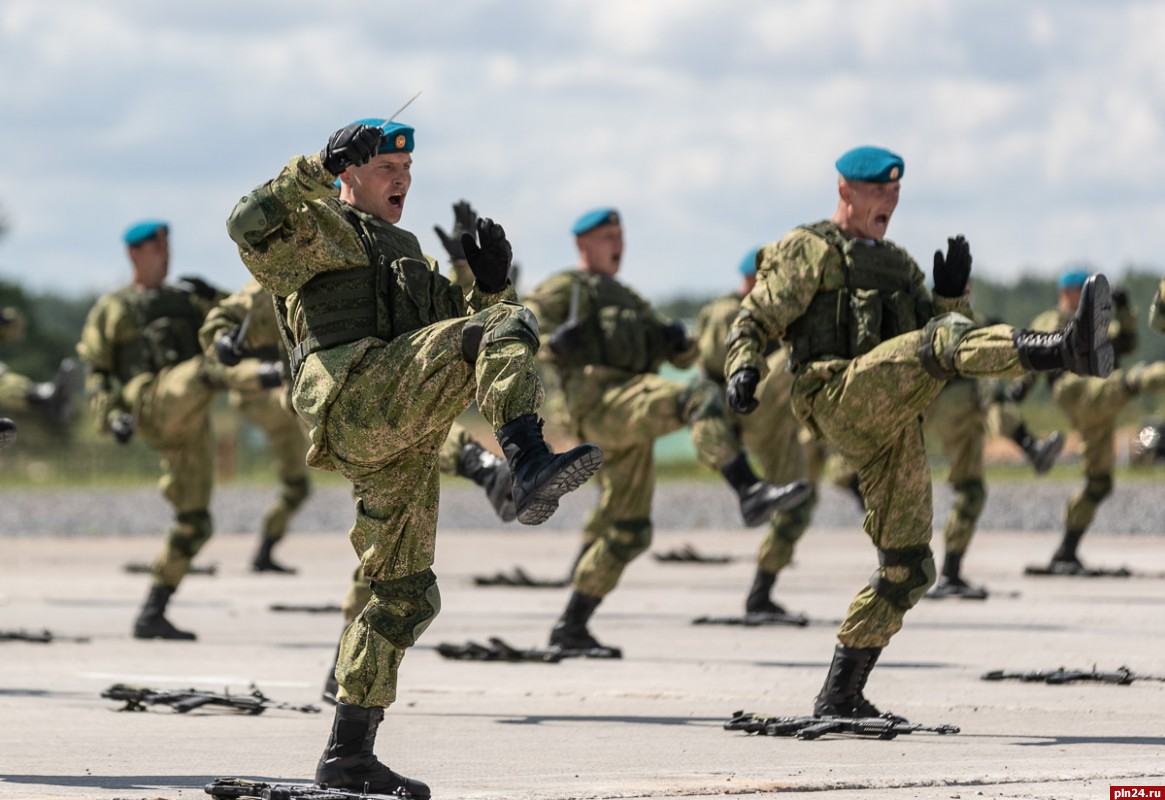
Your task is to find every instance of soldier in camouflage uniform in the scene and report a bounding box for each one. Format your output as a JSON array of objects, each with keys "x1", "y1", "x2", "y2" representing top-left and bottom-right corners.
[
  {"x1": 226, "y1": 119, "x2": 601, "y2": 798},
  {"x1": 76, "y1": 221, "x2": 225, "y2": 641},
  {"x1": 0, "y1": 307, "x2": 76, "y2": 426},
  {"x1": 725, "y1": 146, "x2": 1114, "y2": 719},
  {"x1": 524, "y1": 209, "x2": 810, "y2": 654},
  {"x1": 1018, "y1": 271, "x2": 1165, "y2": 573},
  {"x1": 695, "y1": 248, "x2": 816, "y2": 617},
  {"x1": 199, "y1": 278, "x2": 308, "y2": 573}
]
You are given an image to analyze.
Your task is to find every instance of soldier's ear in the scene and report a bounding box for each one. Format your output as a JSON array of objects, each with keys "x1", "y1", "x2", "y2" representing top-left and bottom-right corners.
[{"x1": 837, "y1": 178, "x2": 851, "y2": 203}]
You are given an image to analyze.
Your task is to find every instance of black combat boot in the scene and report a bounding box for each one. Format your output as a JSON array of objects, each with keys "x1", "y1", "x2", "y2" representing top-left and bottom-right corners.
[
  {"x1": 496, "y1": 414, "x2": 603, "y2": 525},
  {"x1": 0, "y1": 417, "x2": 17, "y2": 449},
  {"x1": 720, "y1": 453, "x2": 812, "y2": 527},
  {"x1": 252, "y1": 536, "x2": 296, "y2": 574},
  {"x1": 925, "y1": 551, "x2": 988, "y2": 599},
  {"x1": 315, "y1": 703, "x2": 430, "y2": 798},
  {"x1": 1013, "y1": 274, "x2": 1114, "y2": 378},
  {"x1": 549, "y1": 590, "x2": 606, "y2": 651},
  {"x1": 745, "y1": 569, "x2": 787, "y2": 615},
  {"x1": 133, "y1": 585, "x2": 197, "y2": 641},
  {"x1": 26, "y1": 358, "x2": 77, "y2": 426},
  {"x1": 1049, "y1": 528, "x2": 1086, "y2": 574},
  {"x1": 814, "y1": 644, "x2": 905, "y2": 721},
  {"x1": 456, "y1": 440, "x2": 517, "y2": 522},
  {"x1": 1010, "y1": 424, "x2": 1065, "y2": 475}
]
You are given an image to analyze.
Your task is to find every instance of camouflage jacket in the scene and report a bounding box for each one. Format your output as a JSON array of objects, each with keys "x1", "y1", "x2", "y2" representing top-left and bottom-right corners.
[{"x1": 694, "y1": 293, "x2": 743, "y2": 384}]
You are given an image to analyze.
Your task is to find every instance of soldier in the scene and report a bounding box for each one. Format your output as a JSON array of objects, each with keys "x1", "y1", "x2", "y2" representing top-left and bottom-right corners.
[
  {"x1": 226, "y1": 118, "x2": 602, "y2": 798},
  {"x1": 1022, "y1": 271, "x2": 1165, "y2": 573},
  {"x1": 0, "y1": 306, "x2": 76, "y2": 426},
  {"x1": 523, "y1": 209, "x2": 810, "y2": 654},
  {"x1": 725, "y1": 145, "x2": 1113, "y2": 719},
  {"x1": 200, "y1": 279, "x2": 308, "y2": 573},
  {"x1": 76, "y1": 220, "x2": 224, "y2": 640},
  {"x1": 694, "y1": 248, "x2": 816, "y2": 617},
  {"x1": 1151, "y1": 276, "x2": 1165, "y2": 334}
]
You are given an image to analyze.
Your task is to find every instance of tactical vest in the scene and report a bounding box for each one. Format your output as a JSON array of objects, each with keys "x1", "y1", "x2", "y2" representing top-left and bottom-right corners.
[
  {"x1": 113, "y1": 286, "x2": 204, "y2": 383},
  {"x1": 785, "y1": 221, "x2": 932, "y2": 370},
  {"x1": 561, "y1": 273, "x2": 671, "y2": 375},
  {"x1": 284, "y1": 208, "x2": 466, "y2": 376}
]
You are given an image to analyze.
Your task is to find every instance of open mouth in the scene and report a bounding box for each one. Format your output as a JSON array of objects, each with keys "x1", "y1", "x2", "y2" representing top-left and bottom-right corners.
[
  {"x1": 874, "y1": 213, "x2": 890, "y2": 227},
  {"x1": 389, "y1": 194, "x2": 405, "y2": 209}
]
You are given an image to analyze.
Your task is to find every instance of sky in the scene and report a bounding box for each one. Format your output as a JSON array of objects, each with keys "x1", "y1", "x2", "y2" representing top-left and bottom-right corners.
[{"x1": 2, "y1": 0, "x2": 1164, "y2": 301}]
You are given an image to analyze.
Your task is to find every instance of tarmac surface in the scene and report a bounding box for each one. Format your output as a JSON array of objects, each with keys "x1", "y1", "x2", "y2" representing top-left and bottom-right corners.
[{"x1": 2, "y1": 482, "x2": 1164, "y2": 800}]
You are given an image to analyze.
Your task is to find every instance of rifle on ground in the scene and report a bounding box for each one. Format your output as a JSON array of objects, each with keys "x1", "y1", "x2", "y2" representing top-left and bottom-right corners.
[
  {"x1": 0, "y1": 628, "x2": 89, "y2": 644},
  {"x1": 982, "y1": 665, "x2": 1165, "y2": 685},
  {"x1": 724, "y1": 710, "x2": 959, "y2": 740},
  {"x1": 206, "y1": 777, "x2": 409, "y2": 799},
  {"x1": 102, "y1": 684, "x2": 320, "y2": 715}
]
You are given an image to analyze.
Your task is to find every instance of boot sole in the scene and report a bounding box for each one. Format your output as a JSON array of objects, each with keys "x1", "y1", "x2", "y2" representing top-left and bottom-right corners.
[
  {"x1": 742, "y1": 479, "x2": 813, "y2": 527},
  {"x1": 1081, "y1": 274, "x2": 1114, "y2": 378},
  {"x1": 516, "y1": 446, "x2": 603, "y2": 525},
  {"x1": 1031, "y1": 431, "x2": 1065, "y2": 475}
]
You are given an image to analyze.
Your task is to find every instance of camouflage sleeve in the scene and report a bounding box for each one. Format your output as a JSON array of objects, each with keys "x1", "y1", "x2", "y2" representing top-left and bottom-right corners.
[
  {"x1": 199, "y1": 290, "x2": 249, "y2": 354},
  {"x1": 226, "y1": 153, "x2": 368, "y2": 297},
  {"x1": 521, "y1": 272, "x2": 576, "y2": 346},
  {"x1": 694, "y1": 296, "x2": 738, "y2": 382},
  {"x1": 726, "y1": 231, "x2": 830, "y2": 380},
  {"x1": 75, "y1": 295, "x2": 133, "y2": 430},
  {"x1": 1152, "y1": 277, "x2": 1165, "y2": 334},
  {"x1": 465, "y1": 277, "x2": 518, "y2": 315}
]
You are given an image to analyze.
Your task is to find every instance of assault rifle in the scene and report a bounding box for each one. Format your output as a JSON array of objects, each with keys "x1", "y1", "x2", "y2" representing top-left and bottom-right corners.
[
  {"x1": 102, "y1": 684, "x2": 320, "y2": 715},
  {"x1": 0, "y1": 628, "x2": 90, "y2": 644},
  {"x1": 724, "y1": 710, "x2": 960, "y2": 740},
  {"x1": 982, "y1": 665, "x2": 1165, "y2": 685},
  {"x1": 206, "y1": 777, "x2": 411, "y2": 799}
]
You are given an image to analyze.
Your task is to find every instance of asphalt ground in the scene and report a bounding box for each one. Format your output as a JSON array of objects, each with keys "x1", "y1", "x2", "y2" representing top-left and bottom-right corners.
[{"x1": 1, "y1": 481, "x2": 1164, "y2": 800}]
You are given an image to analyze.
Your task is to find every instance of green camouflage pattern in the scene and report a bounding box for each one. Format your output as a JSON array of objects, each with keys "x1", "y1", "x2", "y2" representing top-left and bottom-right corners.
[
  {"x1": 728, "y1": 223, "x2": 1030, "y2": 649},
  {"x1": 923, "y1": 378, "x2": 986, "y2": 554},
  {"x1": 230, "y1": 154, "x2": 544, "y2": 708},
  {"x1": 525, "y1": 269, "x2": 740, "y2": 599}
]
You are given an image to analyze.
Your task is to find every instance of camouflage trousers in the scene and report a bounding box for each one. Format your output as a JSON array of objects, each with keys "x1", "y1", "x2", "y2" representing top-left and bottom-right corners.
[
  {"x1": 311, "y1": 306, "x2": 542, "y2": 708},
  {"x1": 922, "y1": 378, "x2": 986, "y2": 555},
  {"x1": 572, "y1": 373, "x2": 739, "y2": 599},
  {"x1": 231, "y1": 387, "x2": 311, "y2": 541},
  {"x1": 1054, "y1": 361, "x2": 1165, "y2": 533},
  {"x1": 739, "y1": 362, "x2": 816, "y2": 576},
  {"x1": 128, "y1": 357, "x2": 219, "y2": 589},
  {"x1": 791, "y1": 319, "x2": 1025, "y2": 649}
]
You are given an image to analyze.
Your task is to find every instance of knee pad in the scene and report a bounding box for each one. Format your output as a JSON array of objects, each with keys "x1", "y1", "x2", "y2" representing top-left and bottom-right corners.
[
  {"x1": 918, "y1": 313, "x2": 977, "y2": 380},
  {"x1": 606, "y1": 518, "x2": 653, "y2": 564},
  {"x1": 169, "y1": 510, "x2": 213, "y2": 557},
  {"x1": 678, "y1": 378, "x2": 725, "y2": 422},
  {"x1": 462, "y1": 303, "x2": 540, "y2": 364},
  {"x1": 281, "y1": 476, "x2": 310, "y2": 510},
  {"x1": 952, "y1": 479, "x2": 986, "y2": 522},
  {"x1": 365, "y1": 568, "x2": 442, "y2": 649},
  {"x1": 1084, "y1": 474, "x2": 1113, "y2": 504},
  {"x1": 870, "y1": 544, "x2": 935, "y2": 609}
]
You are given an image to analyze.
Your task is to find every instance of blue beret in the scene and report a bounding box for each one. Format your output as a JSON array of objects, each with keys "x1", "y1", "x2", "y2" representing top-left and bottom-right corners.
[
  {"x1": 123, "y1": 220, "x2": 169, "y2": 246},
  {"x1": 352, "y1": 119, "x2": 415, "y2": 153},
  {"x1": 835, "y1": 146, "x2": 904, "y2": 183},
  {"x1": 1058, "y1": 269, "x2": 1089, "y2": 290},
  {"x1": 739, "y1": 247, "x2": 761, "y2": 277},
  {"x1": 571, "y1": 208, "x2": 620, "y2": 236}
]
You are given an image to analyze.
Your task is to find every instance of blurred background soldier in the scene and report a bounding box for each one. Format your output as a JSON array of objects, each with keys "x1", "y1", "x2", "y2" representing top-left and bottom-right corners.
[
  {"x1": 694, "y1": 247, "x2": 816, "y2": 618},
  {"x1": 227, "y1": 118, "x2": 600, "y2": 797},
  {"x1": 725, "y1": 146, "x2": 1114, "y2": 721},
  {"x1": 524, "y1": 208, "x2": 810, "y2": 655},
  {"x1": 1151, "y1": 275, "x2": 1165, "y2": 334},
  {"x1": 200, "y1": 278, "x2": 308, "y2": 574},
  {"x1": 76, "y1": 220, "x2": 225, "y2": 640},
  {"x1": 1020, "y1": 271, "x2": 1165, "y2": 573},
  {"x1": 0, "y1": 306, "x2": 76, "y2": 427}
]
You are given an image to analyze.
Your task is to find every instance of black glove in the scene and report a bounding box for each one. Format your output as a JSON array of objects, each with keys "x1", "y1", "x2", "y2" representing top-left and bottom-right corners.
[
  {"x1": 321, "y1": 123, "x2": 384, "y2": 176},
  {"x1": 726, "y1": 368, "x2": 760, "y2": 414},
  {"x1": 661, "y1": 321, "x2": 690, "y2": 354},
  {"x1": 433, "y1": 200, "x2": 478, "y2": 262},
  {"x1": 1112, "y1": 288, "x2": 1130, "y2": 310},
  {"x1": 932, "y1": 235, "x2": 972, "y2": 298},
  {"x1": 214, "y1": 328, "x2": 244, "y2": 367},
  {"x1": 547, "y1": 321, "x2": 588, "y2": 359},
  {"x1": 460, "y1": 217, "x2": 512, "y2": 294},
  {"x1": 256, "y1": 361, "x2": 284, "y2": 389},
  {"x1": 177, "y1": 275, "x2": 220, "y2": 301},
  {"x1": 111, "y1": 413, "x2": 135, "y2": 444}
]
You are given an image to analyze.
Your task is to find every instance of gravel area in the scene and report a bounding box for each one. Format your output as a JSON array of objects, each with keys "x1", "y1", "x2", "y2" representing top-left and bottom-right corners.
[{"x1": 1, "y1": 475, "x2": 1162, "y2": 537}]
